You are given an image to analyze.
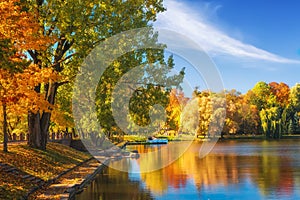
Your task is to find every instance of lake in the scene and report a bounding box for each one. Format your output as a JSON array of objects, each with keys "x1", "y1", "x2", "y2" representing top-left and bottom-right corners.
[{"x1": 76, "y1": 140, "x2": 300, "y2": 200}]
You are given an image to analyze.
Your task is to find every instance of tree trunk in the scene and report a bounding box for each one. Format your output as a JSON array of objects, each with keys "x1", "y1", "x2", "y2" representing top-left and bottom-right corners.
[
  {"x1": 28, "y1": 111, "x2": 42, "y2": 149},
  {"x1": 3, "y1": 103, "x2": 8, "y2": 152},
  {"x1": 28, "y1": 83, "x2": 57, "y2": 150}
]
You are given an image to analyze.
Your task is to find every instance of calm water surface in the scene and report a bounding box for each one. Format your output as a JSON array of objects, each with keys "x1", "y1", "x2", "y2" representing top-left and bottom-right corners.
[{"x1": 76, "y1": 140, "x2": 300, "y2": 200}]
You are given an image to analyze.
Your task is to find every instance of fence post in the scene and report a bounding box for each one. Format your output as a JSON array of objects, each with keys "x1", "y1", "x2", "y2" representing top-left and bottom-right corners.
[
  {"x1": 12, "y1": 133, "x2": 17, "y2": 141},
  {"x1": 20, "y1": 133, "x2": 24, "y2": 141}
]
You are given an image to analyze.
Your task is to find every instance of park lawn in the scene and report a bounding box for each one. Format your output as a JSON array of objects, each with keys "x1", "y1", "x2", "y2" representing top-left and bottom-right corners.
[
  {"x1": 124, "y1": 134, "x2": 197, "y2": 142},
  {"x1": 0, "y1": 142, "x2": 91, "y2": 199},
  {"x1": 123, "y1": 135, "x2": 147, "y2": 142}
]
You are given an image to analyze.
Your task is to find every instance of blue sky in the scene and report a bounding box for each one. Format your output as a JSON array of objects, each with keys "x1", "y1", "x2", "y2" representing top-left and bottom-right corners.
[{"x1": 154, "y1": 0, "x2": 300, "y2": 93}]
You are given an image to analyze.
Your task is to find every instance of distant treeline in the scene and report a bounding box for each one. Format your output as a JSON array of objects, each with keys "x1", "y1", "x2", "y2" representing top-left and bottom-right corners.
[{"x1": 166, "y1": 82, "x2": 300, "y2": 139}]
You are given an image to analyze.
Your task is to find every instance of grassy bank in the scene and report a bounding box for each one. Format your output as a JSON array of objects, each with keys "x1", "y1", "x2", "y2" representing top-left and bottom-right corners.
[
  {"x1": 0, "y1": 142, "x2": 91, "y2": 199},
  {"x1": 221, "y1": 134, "x2": 300, "y2": 140},
  {"x1": 124, "y1": 134, "x2": 196, "y2": 142},
  {"x1": 221, "y1": 134, "x2": 265, "y2": 140}
]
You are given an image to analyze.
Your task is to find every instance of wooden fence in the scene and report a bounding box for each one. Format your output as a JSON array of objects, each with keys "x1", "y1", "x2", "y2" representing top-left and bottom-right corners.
[{"x1": 8, "y1": 132, "x2": 74, "y2": 142}]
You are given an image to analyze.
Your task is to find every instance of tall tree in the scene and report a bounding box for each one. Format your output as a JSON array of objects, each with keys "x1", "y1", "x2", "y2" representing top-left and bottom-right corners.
[
  {"x1": 0, "y1": 0, "x2": 51, "y2": 151},
  {"x1": 0, "y1": 66, "x2": 56, "y2": 151},
  {"x1": 288, "y1": 83, "x2": 300, "y2": 133},
  {"x1": 290, "y1": 83, "x2": 300, "y2": 112},
  {"x1": 268, "y1": 82, "x2": 291, "y2": 135},
  {"x1": 247, "y1": 81, "x2": 296, "y2": 138},
  {"x1": 239, "y1": 95, "x2": 260, "y2": 135},
  {"x1": 223, "y1": 90, "x2": 242, "y2": 135},
  {"x1": 22, "y1": 0, "x2": 166, "y2": 149},
  {"x1": 95, "y1": 52, "x2": 184, "y2": 141},
  {"x1": 247, "y1": 81, "x2": 271, "y2": 111},
  {"x1": 165, "y1": 88, "x2": 188, "y2": 132},
  {"x1": 180, "y1": 97, "x2": 199, "y2": 135}
]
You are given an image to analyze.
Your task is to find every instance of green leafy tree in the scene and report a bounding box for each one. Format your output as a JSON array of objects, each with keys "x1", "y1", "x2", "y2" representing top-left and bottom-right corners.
[
  {"x1": 96, "y1": 52, "x2": 185, "y2": 140},
  {"x1": 247, "y1": 81, "x2": 283, "y2": 138},
  {"x1": 22, "y1": 0, "x2": 166, "y2": 149},
  {"x1": 286, "y1": 83, "x2": 300, "y2": 133},
  {"x1": 290, "y1": 83, "x2": 300, "y2": 112},
  {"x1": 248, "y1": 81, "x2": 271, "y2": 111}
]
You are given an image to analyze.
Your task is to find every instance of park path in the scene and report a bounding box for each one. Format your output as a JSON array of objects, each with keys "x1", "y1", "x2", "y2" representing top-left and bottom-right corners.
[
  {"x1": 29, "y1": 141, "x2": 128, "y2": 200},
  {"x1": 0, "y1": 141, "x2": 27, "y2": 148},
  {"x1": 29, "y1": 158, "x2": 107, "y2": 200}
]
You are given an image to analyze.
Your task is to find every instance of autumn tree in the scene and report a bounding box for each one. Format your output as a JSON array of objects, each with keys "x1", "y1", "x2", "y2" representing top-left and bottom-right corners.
[
  {"x1": 196, "y1": 92, "x2": 213, "y2": 137},
  {"x1": 165, "y1": 88, "x2": 188, "y2": 132},
  {"x1": 180, "y1": 96, "x2": 199, "y2": 135},
  {"x1": 213, "y1": 89, "x2": 260, "y2": 136},
  {"x1": 246, "y1": 81, "x2": 297, "y2": 138},
  {"x1": 239, "y1": 95, "x2": 260, "y2": 135},
  {"x1": 269, "y1": 82, "x2": 290, "y2": 107},
  {"x1": 268, "y1": 82, "x2": 291, "y2": 135},
  {"x1": 0, "y1": 0, "x2": 52, "y2": 151},
  {"x1": 185, "y1": 90, "x2": 225, "y2": 138},
  {"x1": 0, "y1": 66, "x2": 57, "y2": 151},
  {"x1": 287, "y1": 83, "x2": 300, "y2": 133},
  {"x1": 209, "y1": 95, "x2": 226, "y2": 137},
  {"x1": 222, "y1": 90, "x2": 242, "y2": 135}
]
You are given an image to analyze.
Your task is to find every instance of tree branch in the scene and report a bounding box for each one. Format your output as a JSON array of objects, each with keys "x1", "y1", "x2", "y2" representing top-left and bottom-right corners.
[
  {"x1": 27, "y1": 50, "x2": 38, "y2": 64},
  {"x1": 49, "y1": 53, "x2": 76, "y2": 69}
]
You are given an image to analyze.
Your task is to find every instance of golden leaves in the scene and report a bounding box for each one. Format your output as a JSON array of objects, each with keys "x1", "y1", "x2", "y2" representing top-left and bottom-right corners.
[
  {"x1": 166, "y1": 89, "x2": 187, "y2": 131},
  {"x1": 0, "y1": 0, "x2": 54, "y2": 51},
  {"x1": 0, "y1": 63, "x2": 61, "y2": 116},
  {"x1": 0, "y1": 142, "x2": 90, "y2": 199},
  {"x1": 0, "y1": 0, "x2": 57, "y2": 114}
]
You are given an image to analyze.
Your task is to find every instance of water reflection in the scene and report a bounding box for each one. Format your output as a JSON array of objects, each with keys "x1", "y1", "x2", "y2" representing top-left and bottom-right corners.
[
  {"x1": 76, "y1": 140, "x2": 300, "y2": 200},
  {"x1": 75, "y1": 165, "x2": 153, "y2": 200},
  {"x1": 107, "y1": 142, "x2": 193, "y2": 173}
]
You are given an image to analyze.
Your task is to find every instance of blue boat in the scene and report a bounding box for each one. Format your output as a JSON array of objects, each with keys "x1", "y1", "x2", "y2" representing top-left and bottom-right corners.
[{"x1": 146, "y1": 136, "x2": 168, "y2": 144}]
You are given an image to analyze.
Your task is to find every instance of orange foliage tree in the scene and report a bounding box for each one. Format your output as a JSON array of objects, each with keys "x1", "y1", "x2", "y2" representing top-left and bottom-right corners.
[
  {"x1": 0, "y1": 0, "x2": 53, "y2": 151},
  {"x1": 166, "y1": 89, "x2": 188, "y2": 133},
  {"x1": 269, "y1": 82, "x2": 290, "y2": 107}
]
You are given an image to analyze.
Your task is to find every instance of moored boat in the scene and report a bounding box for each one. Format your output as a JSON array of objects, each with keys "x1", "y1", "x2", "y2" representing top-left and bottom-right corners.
[{"x1": 146, "y1": 136, "x2": 168, "y2": 144}]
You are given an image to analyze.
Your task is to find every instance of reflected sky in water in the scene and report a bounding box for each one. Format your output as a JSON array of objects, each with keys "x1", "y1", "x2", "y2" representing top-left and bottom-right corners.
[{"x1": 76, "y1": 140, "x2": 300, "y2": 200}]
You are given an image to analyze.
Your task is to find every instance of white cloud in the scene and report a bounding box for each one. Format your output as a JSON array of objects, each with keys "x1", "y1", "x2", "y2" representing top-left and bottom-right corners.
[{"x1": 154, "y1": 0, "x2": 300, "y2": 64}]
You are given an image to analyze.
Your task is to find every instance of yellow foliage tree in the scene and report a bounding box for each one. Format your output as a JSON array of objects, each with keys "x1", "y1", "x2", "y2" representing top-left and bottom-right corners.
[
  {"x1": 166, "y1": 89, "x2": 188, "y2": 133},
  {"x1": 0, "y1": 0, "x2": 54, "y2": 152}
]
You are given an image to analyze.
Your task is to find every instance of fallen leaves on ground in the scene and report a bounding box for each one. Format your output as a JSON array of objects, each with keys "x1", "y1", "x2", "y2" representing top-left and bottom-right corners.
[{"x1": 0, "y1": 142, "x2": 91, "y2": 199}]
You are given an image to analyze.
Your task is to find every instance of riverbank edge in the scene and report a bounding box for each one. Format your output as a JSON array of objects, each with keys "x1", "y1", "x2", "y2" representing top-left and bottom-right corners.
[
  {"x1": 126, "y1": 134, "x2": 300, "y2": 143},
  {"x1": 32, "y1": 142, "x2": 127, "y2": 200},
  {"x1": 62, "y1": 141, "x2": 127, "y2": 200},
  {"x1": 24, "y1": 156, "x2": 94, "y2": 199},
  {"x1": 66, "y1": 159, "x2": 109, "y2": 200}
]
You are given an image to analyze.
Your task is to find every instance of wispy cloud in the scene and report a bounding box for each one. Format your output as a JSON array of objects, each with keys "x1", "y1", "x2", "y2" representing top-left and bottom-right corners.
[{"x1": 154, "y1": 0, "x2": 300, "y2": 64}]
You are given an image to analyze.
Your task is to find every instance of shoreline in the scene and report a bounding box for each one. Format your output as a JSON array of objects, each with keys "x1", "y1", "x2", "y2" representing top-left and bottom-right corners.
[
  {"x1": 220, "y1": 134, "x2": 300, "y2": 140},
  {"x1": 125, "y1": 134, "x2": 300, "y2": 144},
  {"x1": 29, "y1": 141, "x2": 127, "y2": 200}
]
